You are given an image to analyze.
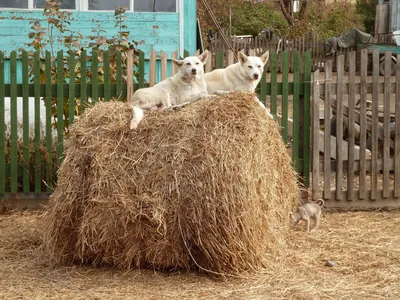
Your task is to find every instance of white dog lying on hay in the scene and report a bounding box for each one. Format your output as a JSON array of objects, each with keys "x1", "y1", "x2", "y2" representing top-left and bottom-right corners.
[
  {"x1": 129, "y1": 51, "x2": 210, "y2": 129},
  {"x1": 203, "y1": 51, "x2": 273, "y2": 119}
]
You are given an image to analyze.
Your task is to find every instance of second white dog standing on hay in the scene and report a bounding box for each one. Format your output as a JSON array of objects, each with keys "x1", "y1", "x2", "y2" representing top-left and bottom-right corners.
[
  {"x1": 129, "y1": 51, "x2": 210, "y2": 129},
  {"x1": 291, "y1": 200, "x2": 324, "y2": 233},
  {"x1": 203, "y1": 51, "x2": 273, "y2": 118}
]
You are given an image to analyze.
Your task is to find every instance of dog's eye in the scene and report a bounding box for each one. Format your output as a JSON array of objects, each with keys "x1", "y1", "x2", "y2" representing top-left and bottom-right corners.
[
  {"x1": 196, "y1": 62, "x2": 199, "y2": 65},
  {"x1": 248, "y1": 66, "x2": 253, "y2": 69},
  {"x1": 258, "y1": 65, "x2": 261, "y2": 68},
  {"x1": 186, "y1": 63, "x2": 191, "y2": 66}
]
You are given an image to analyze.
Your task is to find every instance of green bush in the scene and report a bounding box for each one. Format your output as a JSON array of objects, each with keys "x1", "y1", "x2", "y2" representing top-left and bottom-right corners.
[
  {"x1": 356, "y1": 0, "x2": 378, "y2": 34},
  {"x1": 229, "y1": 3, "x2": 288, "y2": 37}
]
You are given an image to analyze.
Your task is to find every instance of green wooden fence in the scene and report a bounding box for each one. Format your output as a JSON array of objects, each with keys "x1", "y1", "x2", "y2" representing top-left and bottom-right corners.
[{"x1": 0, "y1": 48, "x2": 312, "y2": 201}]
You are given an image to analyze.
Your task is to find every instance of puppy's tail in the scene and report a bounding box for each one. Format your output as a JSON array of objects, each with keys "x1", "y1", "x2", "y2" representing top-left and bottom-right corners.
[
  {"x1": 130, "y1": 106, "x2": 144, "y2": 130},
  {"x1": 315, "y1": 199, "x2": 325, "y2": 207}
]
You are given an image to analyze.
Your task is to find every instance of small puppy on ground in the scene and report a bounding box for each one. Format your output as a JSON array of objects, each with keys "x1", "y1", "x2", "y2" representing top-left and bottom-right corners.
[
  {"x1": 291, "y1": 199, "x2": 324, "y2": 233},
  {"x1": 129, "y1": 51, "x2": 210, "y2": 129}
]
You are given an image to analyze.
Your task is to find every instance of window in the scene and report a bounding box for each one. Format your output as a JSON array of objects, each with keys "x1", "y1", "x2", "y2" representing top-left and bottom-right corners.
[
  {"x1": 0, "y1": 0, "x2": 75, "y2": 9},
  {"x1": 34, "y1": 0, "x2": 76, "y2": 9},
  {"x1": 134, "y1": 0, "x2": 176, "y2": 12},
  {"x1": 0, "y1": 0, "x2": 177, "y2": 11},
  {"x1": 0, "y1": 0, "x2": 28, "y2": 8},
  {"x1": 88, "y1": 0, "x2": 130, "y2": 11}
]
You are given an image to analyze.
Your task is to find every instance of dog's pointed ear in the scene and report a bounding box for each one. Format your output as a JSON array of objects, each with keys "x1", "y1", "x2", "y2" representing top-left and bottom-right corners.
[
  {"x1": 260, "y1": 51, "x2": 269, "y2": 65},
  {"x1": 198, "y1": 50, "x2": 209, "y2": 64},
  {"x1": 238, "y1": 52, "x2": 248, "y2": 64},
  {"x1": 172, "y1": 58, "x2": 184, "y2": 67}
]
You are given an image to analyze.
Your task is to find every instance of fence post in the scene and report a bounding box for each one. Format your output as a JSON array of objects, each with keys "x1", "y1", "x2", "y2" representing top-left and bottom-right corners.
[
  {"x1": 34, "y1": 51, "x2": 41, "y2": 194},
  {"x1": 149, "y1": 51, "x2": 156, "y2": 87},
  {"x1": 127, "y1": 49, "x2": 134, "y2": 104},
  {"x1": 172, "y1": 50, "x2": 178, "y2": 75}
]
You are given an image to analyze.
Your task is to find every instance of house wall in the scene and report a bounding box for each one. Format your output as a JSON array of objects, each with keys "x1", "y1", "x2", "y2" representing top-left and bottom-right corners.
[
  {"x1": 0, "y1": 0, "x2": 198, "y2": 83},
  {"x1": 390, "y1": 0, "x2": 400, "y2": 32},
  {"x1": 0, "y1": 10, "x2": 182, "y2": 56}
]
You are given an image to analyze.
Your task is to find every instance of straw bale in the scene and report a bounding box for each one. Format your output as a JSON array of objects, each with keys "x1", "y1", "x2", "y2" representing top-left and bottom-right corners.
[{"x1": 41, "y1": 91, "x2": 299, "y2": 275}]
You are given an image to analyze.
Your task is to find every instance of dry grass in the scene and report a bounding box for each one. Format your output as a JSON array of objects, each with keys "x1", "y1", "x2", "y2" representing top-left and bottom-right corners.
[
  {"x1": 41, "y1": 92, "x2": 299, "y2": 275},
  {"x1": 1, "y1": 209, "x2": 400, "y2": 299}
]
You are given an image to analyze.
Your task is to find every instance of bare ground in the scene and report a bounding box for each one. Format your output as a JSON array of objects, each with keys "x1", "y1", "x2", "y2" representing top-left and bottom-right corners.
[{"x1": 1, "y1": 209, "x2": 400, "y2": 299}]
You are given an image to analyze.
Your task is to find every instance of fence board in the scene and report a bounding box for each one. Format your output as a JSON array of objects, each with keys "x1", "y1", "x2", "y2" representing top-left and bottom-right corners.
[
  {"x1": 126, "y1": 49, "x2": 134, "y2": 104},
  {"x1": 80, "y1": 50, "x2": 87, "y2": 110},
  {"x1": 312, "y1": 69, "x2": 320, "y2": 200},
  {"x1": 45, "y1": 51, "x2": 52, "y2": 193},
  {"x1": 116, "y1": 51, "x2": 122, "y2": 99},
  {"x1": 260, "y1": 63, "x2": 267, "y2": 105},
  {"x1": 0, "y1": 52, "x2": 4, "y2": 194},
  {"x1": 270, "y1": 51, "x2": 277, "y2": 115},
  {"x1": 22, "y1": 51, "x2": 30, "y2": 193},
  {"x1": 10, "y1": 51, "x2": 17, "y2": 193},
  {"x1": 138, "y1": 50, "x2": 145, "y2": 87},
  {"x1": 371, "y1": 50, "x2": 380, "y2": 199},
  {"x1": 324, "y1": 61, "x2": 332, "y2": 199},
  {"x1": 303, "y1": 50, "x2": 312, "y2": 186},
  {"x1": 335, "y1": 55, "x2": 344, "y2": 200},
  {"x1": 160, "y1": 51, "x2": 167, "y2": 81},
  {"x1": 34, "y1": 51, "x2": 41, "y2": 194},
  {"x1": 383, "y1": 51, "x2": 391, "y2": 198},
  {"x1": 205, "y1": 49, "x2": 212, "y2": 73},
  {"x1": 68, "y1": 51, "x2": 76, "y2": 125},
  {"x1": 282, "y1": 51, "x2": 289, "y2": 143},
  {"x1": 359, "y1": 49, "x2": 368, "y2": 200},
  {"x1": 292, "y1": 50, "x2": 300, "y2": 172},
  {"x1": 149, "y1": 51, "x2": 156, "y2": 87},
  {"x1": 91, "y1": 50, "x2": 98, "y2": 104},
  {"x1": 396, "y1": 54, "x2": 400, "y2": 197},
  {"x1": 57, "y1": 51, "x2": 64, "y2": 168},
  {"x1": 216, "y1": 50, "x2": 224, "y2": 69},
  {"x1": 347, "y1": 52, "x2": 356, "y2": 200},
  {"x1": 103, "y1": 50, "x2": 110, "y2": 101},
  {"x1": 227, "y1": 50, "x2": 234, "y2": 66}
]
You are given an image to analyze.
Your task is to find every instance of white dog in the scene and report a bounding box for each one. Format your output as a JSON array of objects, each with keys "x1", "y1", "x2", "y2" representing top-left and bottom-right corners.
[
  {"x1": 129, "y1": 51, "x2": 209, "y2": 129},
  {"x1": 204, "y1": 51, "x2": 269, "y2": 94},
  {"x1": 203, "y1": 51, "x2": 273, "y2": 118}
]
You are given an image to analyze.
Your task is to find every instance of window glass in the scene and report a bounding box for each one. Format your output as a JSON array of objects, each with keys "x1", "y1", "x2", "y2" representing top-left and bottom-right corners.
[
  {"x1": 0, "y1": 0, "x2": 28, "y2": 8},
  {"x1": 135, "y1": 0, "x2": 176, "y2": 12},
  {"x1": 34, "y1": 0, "x2": 75, "y2": 9},
  {"x1": 89, "y1": 0, "x2": 130, "y2": 10}
]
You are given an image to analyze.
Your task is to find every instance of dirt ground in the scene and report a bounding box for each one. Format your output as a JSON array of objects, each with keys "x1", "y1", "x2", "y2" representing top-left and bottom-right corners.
[{"x1": 2, "y1": 209, "x2": 400, "y2": 299}]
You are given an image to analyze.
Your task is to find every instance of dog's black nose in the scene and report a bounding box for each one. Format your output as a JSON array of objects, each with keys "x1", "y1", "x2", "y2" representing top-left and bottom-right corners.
[
  {"x1": 254, "y1": 74, "x2": 259, "y2": 79},
  {"x1": 191, "y1": 68, "x2": 197, "y2": 74}
]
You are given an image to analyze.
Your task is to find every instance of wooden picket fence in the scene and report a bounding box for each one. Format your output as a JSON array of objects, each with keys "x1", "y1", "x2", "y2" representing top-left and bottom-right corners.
[
  {"x1": 209, "y1": 31, "x2": 356, "y2": 73},
  {"x1": 311, "y1": 49, "x2": 400, "y2": 208},
  {"x1": 0, "y1": 48, "x2": 313, "y2": 206}
]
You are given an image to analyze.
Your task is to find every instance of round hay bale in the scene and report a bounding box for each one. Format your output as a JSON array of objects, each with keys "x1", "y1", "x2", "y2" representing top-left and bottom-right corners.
[{"x1": 41, "y1": 92, "x2": 299, "y2": 275}]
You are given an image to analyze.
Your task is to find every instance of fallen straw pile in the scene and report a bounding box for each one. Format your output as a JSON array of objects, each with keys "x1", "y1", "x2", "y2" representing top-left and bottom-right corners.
[{"x1": 41, "y1": 92, "x2": 299, "y2": 276}]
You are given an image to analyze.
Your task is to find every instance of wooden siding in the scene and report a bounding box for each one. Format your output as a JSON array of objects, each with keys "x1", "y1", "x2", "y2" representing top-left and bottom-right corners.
[{"x1": 0, "y1": 10, "x2": 184, "y2": 57}]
